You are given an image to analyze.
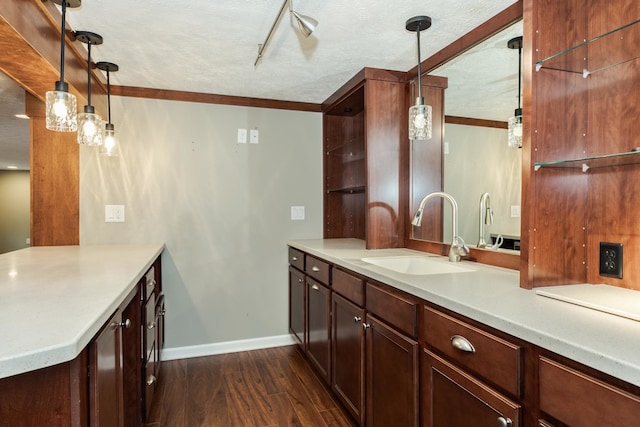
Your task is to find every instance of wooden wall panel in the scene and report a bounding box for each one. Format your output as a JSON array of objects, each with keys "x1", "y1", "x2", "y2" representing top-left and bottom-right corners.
[
  {"x1": 27, "y1": 94, "x2": 80, "y2": 246},
  {"x1": 365, "y1": 79, "x2": 405, "y2": 249},
  {"x1": 525, "y1": 0, "x2": 640, "y2": 289}
]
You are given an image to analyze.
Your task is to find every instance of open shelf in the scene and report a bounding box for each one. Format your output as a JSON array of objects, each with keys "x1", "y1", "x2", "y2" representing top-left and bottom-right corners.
[
  {"x1": 326, "y1": 185, "x2": 366, "y2": 194},
  {"x1": 534, "y1": 150, "x2": 640, "y2": 171},
  {"x1": 535, "y1": 18, "x2": 640, "y2": 77}
]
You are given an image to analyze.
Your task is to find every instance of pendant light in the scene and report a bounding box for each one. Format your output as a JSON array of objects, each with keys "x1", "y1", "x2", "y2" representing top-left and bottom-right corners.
[
  {"x1": 76, "y1": 31, "x2": 104, "y2": 146},
  {"x1": 46, "y1": 0, "x2": 82, "y2": 132},
  {"x1": 508, "y1": 36, "x2": 523, "y2": 148},
  {"x1": 96, "y1": 61, "x2": 119, "y2": 156},
  {"x1": 406, "y1": 16, "x2": 433, "y2": 142}
]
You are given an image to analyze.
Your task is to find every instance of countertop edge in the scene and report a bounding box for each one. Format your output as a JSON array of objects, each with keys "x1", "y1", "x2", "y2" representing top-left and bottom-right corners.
[{"x1": 0, "y1": 243, "x2": 165, "y2": 379}]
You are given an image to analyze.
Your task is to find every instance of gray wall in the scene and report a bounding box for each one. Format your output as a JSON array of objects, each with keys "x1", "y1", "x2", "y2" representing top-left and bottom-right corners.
[
  {"x1": 0, "y1": 170, "x2": 30, "y2": 254},
  {"x1": 444, "y1": 123, "x2": 521, "y2": 246},
  {"x1": 80, "y1": 96, "x2": 323, "y2": 351}
]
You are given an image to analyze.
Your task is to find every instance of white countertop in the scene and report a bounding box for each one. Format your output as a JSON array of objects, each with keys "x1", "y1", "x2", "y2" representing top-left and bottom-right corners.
[
  {"x1": 0, "y1": 244, "x2": 165, "y2": 379},
  {"x1": 289, "y1": 238, "x2": 640, "y2": 388}
]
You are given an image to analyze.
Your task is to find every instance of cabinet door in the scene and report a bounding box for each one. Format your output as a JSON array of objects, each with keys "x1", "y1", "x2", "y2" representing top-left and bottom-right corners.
[
  {"x1": 289, "y1": 266, "x2": 306, "y2": 349},
  {"x1": 122, "y1": 288, "x2": 142, "y2": 427},
  {"x1": 307, "y1": 277, "x2": 331, "y2": 383},
  {"x1": 365, "y1": 314, "x2": 419, "y2": 427},
  {"x1": 423, "y1": 349, "x2": 520, "y2": 427},
  {"x1": 90, "y1": 310, "x2": 125, "y2": 427},
  {"x1": 332, "y1": 293, "x2": 365, "y2": 424}
]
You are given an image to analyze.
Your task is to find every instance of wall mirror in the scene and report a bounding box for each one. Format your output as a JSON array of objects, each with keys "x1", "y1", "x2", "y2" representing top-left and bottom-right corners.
[
  {"x1": 0, "y1": 70, "x2": 30, "y2": 254},
  {"x1": 410, "y1": 19, "x2": 523, "y2": 256}
]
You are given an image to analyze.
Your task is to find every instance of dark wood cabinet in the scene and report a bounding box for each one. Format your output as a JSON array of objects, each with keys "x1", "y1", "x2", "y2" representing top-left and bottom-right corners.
[
  {"x1": 142, "y1": 261, "x2": 164, "y2": 422},
  {"x1": 90, "y1": 308, "x2": 126, "y2": 427},
  {"x1": 306, "y1": 276, "x2": 331, "y2": 383},
  {"x1": 331, "y1": 293, "x2": 365, "y2": 424},
  {"x1": 365, "y1": 313, "x2": 419, "y2": 427},
  {"x1": 322, "y1": 68, "x2": 409, "y2": 249},
  {"x1": 423, "y1": 350, "x2": 521, "y2": 427},
  {"x1": 289, "y1": 265, "x2": 306, "y2": 349}
]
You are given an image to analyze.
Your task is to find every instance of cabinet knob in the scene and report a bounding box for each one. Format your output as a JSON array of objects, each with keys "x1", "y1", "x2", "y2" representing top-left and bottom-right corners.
[
  {"x1": 451, "y1": 335, "x2": 476, "y2": 353},
  {"x1": 147, "y1": 321, "x2": 156, "y2": 330},
  {"x1": 362, "y1": 323, "x2": 371, "y2": 329},
  {"x1": 146, "y1": 375, "x2": 157, "y2": 386},
  {"x1": 120, "y1": 319, "x2": 131, "y2": 329},
  {"x1": 298, "y1": 278, "x2": 303, "y2": 284},
  {"x1": 354, "y1": 316, "x2": 362, "y2": 323},
  {"x1": 311, "y1": 266, "x2": 320, "y2": 272},
  {"x1": 160, "y1": 309, "x2": 166, "y2": 316},
  {"x1": 311, "y1": 284, "x2": 320, "y2": 291},
  {"x1": 148, "y1": 279, "x2": 156, "y2": 288},
  {"x1": 292, "y1": 256, "x2": 298, "y2": 261},
  {"x1": 497, "y1": 416, "x2": 512, "y2": 427}
]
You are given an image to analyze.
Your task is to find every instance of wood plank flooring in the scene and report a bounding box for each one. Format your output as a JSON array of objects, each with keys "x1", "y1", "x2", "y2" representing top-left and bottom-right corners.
[{"x1": 144, "y1": 345, "x2": 357, "y2": 427}]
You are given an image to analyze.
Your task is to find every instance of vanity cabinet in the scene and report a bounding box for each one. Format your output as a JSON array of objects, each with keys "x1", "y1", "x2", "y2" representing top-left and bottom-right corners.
[
  {"x1": 288, "y1": 248, "x2": 306, "y2": 349},
  {"x1": 331, "y1": 268, "x2": 365, "y2": 424},
  {"x1": 538, "y1": 356, "x2": 640, "y2": 426},
  {"x1": 421, "y1": 305, "x2": 524, "y2": 427},
  {"x1": 305, "y1": 255, "x2": 332, "y2": 383}
]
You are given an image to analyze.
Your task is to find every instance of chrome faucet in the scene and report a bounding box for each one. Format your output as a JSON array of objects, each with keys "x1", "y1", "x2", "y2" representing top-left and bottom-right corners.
[
  {"x1": 411, "y1": 192, "x2": 470, "y2": 262},
  {"x1": 477, "y1": 192, "x2": 494, "y2": 249}
]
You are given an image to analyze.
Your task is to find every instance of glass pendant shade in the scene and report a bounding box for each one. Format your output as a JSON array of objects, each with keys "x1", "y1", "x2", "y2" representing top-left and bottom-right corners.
[
  {"x1": 508, "y1": 108, "x2": 523, "y2": 148},
  {"x1": 409, "y1": 99, "x2": 432, "y2": 141},
  {"x1": 101, "y1": 123, "x2": 118, "y2": 156},
  {"x1": 77, "y1": 109, "x2": 104, "y2": 145},
  {"x1": 46, "y1": 82, "x2": 77, "y2": 132}
]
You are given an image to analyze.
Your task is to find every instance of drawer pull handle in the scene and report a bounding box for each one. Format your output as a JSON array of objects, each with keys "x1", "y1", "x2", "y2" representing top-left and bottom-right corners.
[
  {"x1": 497, "y1": 416, "x2": 512, "y2": 427},
  {"x1": 146, "y1": 375, "x2": 157, "y2": 386},
  {"x1": 362, "y1": 323, "x2": 371, "y2": 330},
  {"x1": 311, "y1": 266, "x2": 320, "y2": 272},
  {"x1": 148, "y1": 279, "x2": 156, "y2": 288},
  {"x1": 451, "y1": 335, "x2": 475, "y2": 353},
  {"x1": 311, "y1": 284, "x2": 320, "y2": 291},
  {"x1": 292, "y1": 256, "x2": 298, "y2": 261},
  {"x1": 114, "y1": 318, "x2": 131, "y2": 329},
  {"x1": 354, "y1": 316, "x2": 362, "y2": 323},
  {"x1": 147, "y1": 321, "x2": 156, "y2": 330},
  {"x1": 160, "y1": 309, "x2": 166, "y2": 316}
]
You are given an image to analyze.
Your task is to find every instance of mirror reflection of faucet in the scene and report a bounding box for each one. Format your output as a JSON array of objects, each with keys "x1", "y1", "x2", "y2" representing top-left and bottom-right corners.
[
  {"x1": 412, "y1": 192, "x2": 470, "y2": 262},
  {"x1": 477, "y1": 192, "x2": 495, "y2": 249}
]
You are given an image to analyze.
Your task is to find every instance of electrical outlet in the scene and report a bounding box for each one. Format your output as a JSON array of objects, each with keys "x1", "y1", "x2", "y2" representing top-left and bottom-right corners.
[{"x1": 599, "y1": 242, "x2": 623, "y2": 279}]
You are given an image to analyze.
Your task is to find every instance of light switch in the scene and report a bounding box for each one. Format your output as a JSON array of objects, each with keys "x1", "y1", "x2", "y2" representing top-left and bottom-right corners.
[
  {"x1": 237, "y1": 128, "x2": 247, "y2": 144},
  {"x1": 510, "y1": 205, "x2": 521, "y2": 218},
  {"x1": 291, "y1": 206, "x2": 305, "y2": 220},
  {"x1": 105, "y1": 205, "x2": 125, "y2": 222},
  {"x1": 250, "y1": 129, "x2": 259, "y2": 144}
]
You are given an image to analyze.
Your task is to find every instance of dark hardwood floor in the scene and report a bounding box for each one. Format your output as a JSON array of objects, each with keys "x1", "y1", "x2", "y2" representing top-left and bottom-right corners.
[{"x1": 144, "y1": 345, "x2": 357, "y2": 427}]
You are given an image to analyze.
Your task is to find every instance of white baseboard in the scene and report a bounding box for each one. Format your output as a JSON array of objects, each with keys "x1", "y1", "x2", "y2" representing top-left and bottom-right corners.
[{"x1": 161, "y1": 334, "x2": 296, "y2": 361}]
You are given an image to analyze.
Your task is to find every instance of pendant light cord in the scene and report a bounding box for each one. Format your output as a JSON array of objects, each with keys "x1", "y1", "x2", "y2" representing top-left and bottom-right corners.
[
  {"x1": 517, "y1": 43, "x2": 522, "y2": 110},
  {"x1": 86, "y1": 42, "x2": 92, "y2": 107},
  {"x1": 416, "y1": 25, "x2": 422, "y2": 99},
  {"x1": 59, "y1": 1, "x2": 67, "y2": 82},
  {"x1": 106, "y1": 70, "x2": 112, "y2": 124}
]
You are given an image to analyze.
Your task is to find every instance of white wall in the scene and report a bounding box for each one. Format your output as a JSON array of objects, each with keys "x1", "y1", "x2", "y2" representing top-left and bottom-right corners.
[
  {"x1": 444, "y1": 123, "x2": 521, "y2": 247},
  {"x1": 80, "y1": 96, "x2": 323, "y2": 351}
]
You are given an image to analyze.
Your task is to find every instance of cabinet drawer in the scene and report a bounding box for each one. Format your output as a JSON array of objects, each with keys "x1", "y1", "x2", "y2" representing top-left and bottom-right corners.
[
  {"x1": 366, "y1": 283, "x2": 417, "y2": 337},
  {"x1": 305, "y1": 255, "x2": 330, "y2": 285},
  {"x1": 539, "y1": 357, "x2": 640, "y2": 426},
  {"x1": 289, "y1": 247, "x2": 305, "y2": 271},
  {"x1": 423, "y1": 306, "x2": 522, "y2": 397},
  {"x1": 143, "y1": 348, "x2": 157, "y2": 422},
  {"x1": 143, "y1": 265, "x2": 157, "y2": 303},
  {"x1": 144, "y1": 293, "x2": 156, "y2": 362},
  {"x1": 332, "y1": 267, "x2": 364, "y2": 306}
]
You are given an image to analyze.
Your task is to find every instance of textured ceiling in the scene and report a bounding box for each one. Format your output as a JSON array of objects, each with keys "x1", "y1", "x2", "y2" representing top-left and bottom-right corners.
[{"x1": 1, "y1": 0, "x2": 521, "y2": 170}]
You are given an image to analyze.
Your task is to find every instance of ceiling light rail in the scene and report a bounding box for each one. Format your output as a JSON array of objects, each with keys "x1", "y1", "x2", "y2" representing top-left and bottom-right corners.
[{"x1": 254, "y1": 0, "x2": 318, "y2": 67}]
